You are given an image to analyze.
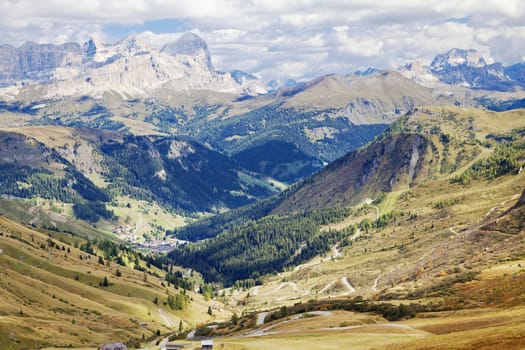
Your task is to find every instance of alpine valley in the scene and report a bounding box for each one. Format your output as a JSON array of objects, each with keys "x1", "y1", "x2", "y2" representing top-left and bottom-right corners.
[{"x1": 1, "y1": 33, "x2": 525, "y2": 350}]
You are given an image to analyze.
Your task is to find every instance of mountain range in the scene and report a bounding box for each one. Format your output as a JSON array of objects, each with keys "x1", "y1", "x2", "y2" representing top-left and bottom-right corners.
[
  {"x1": 2, "y1": 33, "x2": 525, "y2": 99},
  {"x1": 1, "y1": 32, "x2": 525, "y2": 350},
  {"x1": 400, "y1": 48, "x2": 525, "y2": 91},
  {"x1": 1, "y1": 33, "x2": 525, "y2": 221}
]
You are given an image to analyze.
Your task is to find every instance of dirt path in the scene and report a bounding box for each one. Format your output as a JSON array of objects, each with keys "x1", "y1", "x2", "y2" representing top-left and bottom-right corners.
[
  {"x1": 319, "y1": 280, "x2": 336, "y2": 294},
  {"x1": 485, "y1": 193, "x2": 521, "y2": 217},
  {"x1": 186, "y1": 330, "x2": 196, "y2": 340},
  {"x1": 136, "y1": 212, "x2": 144, "y2": 233},
  {"x1": 246, "y1": 311, "x2": 334, "y2": 337},
  {"x1": 158, "y1": 307, "x2": 178, "y2": 329},
  {"x1": 372, "y1": 275, "x2": 380, "y2": 292},
  {"x1": 372, "y1": 263, "x2": 404, "y2": 292},
  {"x1": 293, "y1": 241, "x2": 347, "y2": 272},
  {"x1": 418, "y1": 247, "x2": 437, "y2": 262},
  {"x1": 341, "y1": 277, "x2": 355, "y2": 294},
  {"x1": 319, "y1": 277, "x2": 355, "y2": 296},
  {"x1": 351, "y1": 228, "x2": 362, "y2": 241},
  {"x1": 331, "y1": 245, "x2": 342, "y2": 259}
]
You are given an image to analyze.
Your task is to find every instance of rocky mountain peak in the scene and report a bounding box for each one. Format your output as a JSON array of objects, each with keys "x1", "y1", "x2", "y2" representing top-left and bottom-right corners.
[
  {"x1": 414, "y1": 48, "x2": 518, "y2": 91},
  {"x1": 114, "y1": 35, "x2": 150, "y2": 55},
  {"x1": 83, "y1": 38, "x2": 98, "y2": 58},
  {"x1": 82, "y1": 36, "x2": 112, "y2": 58},
  {"x1": 354, "y1": 67, "x2": 381, "y2": 76},
  {"x1": 430, "y1": 48, "x2": 489, "y2": 73},
  {"x1": 161, "y1": 32, "x2": 213, "y2": 70}
]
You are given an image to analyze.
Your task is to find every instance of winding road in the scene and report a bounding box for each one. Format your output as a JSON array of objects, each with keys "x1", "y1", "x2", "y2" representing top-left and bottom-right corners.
[{"x1": 341, "y1": 277, "x2": 356, "y2": 294}]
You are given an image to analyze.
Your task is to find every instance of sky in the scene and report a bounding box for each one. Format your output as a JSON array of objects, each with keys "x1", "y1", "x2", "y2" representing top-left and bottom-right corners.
[{"x1": 1, "y1": 0, "x2": 524, "y2": 83}]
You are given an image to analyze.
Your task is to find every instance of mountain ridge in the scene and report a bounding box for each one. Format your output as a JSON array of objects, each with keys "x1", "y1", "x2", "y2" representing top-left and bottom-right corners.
[
  {"x1": 0, "y1": 33, "x2": 267, "y2": 99},
  {"x1": 0, "y1": 126, "x2": 278, "y2": 216}
]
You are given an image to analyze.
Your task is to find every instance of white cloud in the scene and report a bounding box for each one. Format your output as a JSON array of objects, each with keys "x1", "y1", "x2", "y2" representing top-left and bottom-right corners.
[{"x1": 0, "y1": 0, "x2": 524, "y2": 82}]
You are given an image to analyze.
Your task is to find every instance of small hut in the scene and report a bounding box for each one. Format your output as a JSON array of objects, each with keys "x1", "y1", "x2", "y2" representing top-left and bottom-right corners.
[
  {"x1": 201, "y1": 339, "x2": 213, "y2": 350},
  {"x1": 101, "y1": 343, "x2": 127, "y2": 350}
]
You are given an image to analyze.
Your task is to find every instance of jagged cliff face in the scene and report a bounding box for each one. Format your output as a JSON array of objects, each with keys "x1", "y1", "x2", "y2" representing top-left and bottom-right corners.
[
  {"x1": 0, "y1": 33, "x2": 267, "y2": 98},
  {"x1": 0, "y1": 42, "x2": 82, "y2": 84}
]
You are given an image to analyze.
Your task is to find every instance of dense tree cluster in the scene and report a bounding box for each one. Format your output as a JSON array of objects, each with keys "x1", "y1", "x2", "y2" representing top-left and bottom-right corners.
[
  {"x1": 0, "y1": 164, "x2": 114, "y2": 222},
  {"x1": 166, "y1": 292, "x2": 189, "y2": 310},
  {"x1": 100, "y1": 135, "x2": 272, "y2": 212},
  {"x1": 168, "y1": 207, "x2": 351, "y2": 285},
  {"x1": 0, "y1": 164, "x2": 78, "y2": 202},
  {"x1": 80, "y1": 239, "x2": 144, "y2": 269},
  {"x1": 73, "y1": 202, "x2": 114, "y2": 222},
  {"x1": 171, "y1": 189, "x2": 286, "y2": 241},
  {"x1": 164, "y1": 270, "x2": 194, "y2": 291}
]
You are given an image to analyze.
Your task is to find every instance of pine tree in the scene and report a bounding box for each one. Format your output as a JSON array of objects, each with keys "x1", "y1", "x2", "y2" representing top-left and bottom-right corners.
[{"x1": 231, "y1": 312, "x2": 239, "y2": 325}]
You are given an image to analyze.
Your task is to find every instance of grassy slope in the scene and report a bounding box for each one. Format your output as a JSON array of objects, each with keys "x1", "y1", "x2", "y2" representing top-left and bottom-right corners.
[
  {"x1": 196, "y1": 107, "x2": 525, "y2": 349},
  {"x1": 208, "y1": 173, "x2": 525, "y2": 349},
  {"x1": 0, "y1": 214, "x2": 229, "y2": 350}
]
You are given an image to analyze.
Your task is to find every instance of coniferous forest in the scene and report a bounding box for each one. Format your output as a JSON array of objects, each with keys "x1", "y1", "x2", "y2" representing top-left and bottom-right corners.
[{"x1": 167, "y1": 207, "x2": 352, "y2": 285}]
